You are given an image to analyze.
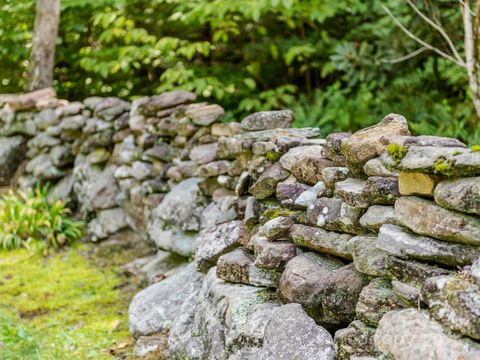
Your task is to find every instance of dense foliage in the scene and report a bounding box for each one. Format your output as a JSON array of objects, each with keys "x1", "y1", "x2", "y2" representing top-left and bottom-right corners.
[
  {"x1": 0, "y1": 0, "x2": 478, "y2": 143},
  {"x1": 0, "y1": 186, "x2": 84, "y2": 254}
]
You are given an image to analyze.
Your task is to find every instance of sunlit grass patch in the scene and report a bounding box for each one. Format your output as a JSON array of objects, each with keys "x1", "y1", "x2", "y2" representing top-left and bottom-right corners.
[{"x1": 0, "y1": 245, "x2": 134, "y2": 359}]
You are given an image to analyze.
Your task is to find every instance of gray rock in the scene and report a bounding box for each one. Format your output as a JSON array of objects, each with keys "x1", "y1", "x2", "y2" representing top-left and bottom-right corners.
[
  {"x1": 325, "y1": 132, "x2": 351, "y2": 159},
  {"x1": 35, "y1": 107, "x2": 60, "y2": 129},
  {"x1": 48, "y1": 172, "x2": 74, "y2": 202},
  {"x1": 279, "y1": 145, "x2": 324, "y2": 171},
  {"x1": 240, "y1": 110, "x2": 294, "y2": 131},
  {"x1": 307, "y1": 197, "x2": 367, "y2": 235},
  {"x1": 143, "y1": 143, "x2": 174, "y2": 162},
  {"x1": 378, "y1": 224, "x2": 480, "y2": 267},
  {"x1": 93, "y1": 97, "x2": 130, "y2": 121},
  {"x1": 395, "y1": 196, "x2": 480, "y2": 246},
  {"x1": 434, "y1": 177, "x2": 480, "y2": 215},
  {"x1": 129, "y1": 263, "x2": 204, "y2": 337},
  {"x1": 142, "y1": 91, "x2": 197, "y2": 114},
  {"x1": 378, "y1": 134, "x2": 466, "y2": 154},
  {"x1": 134, "y1": 335, "x2": 167, "y2": 357},
  {"x1": 290, "y1": 224, "x2": 352, "y2": 259},
  {"x1": 167, "y1": 268, "x2": 274, "y2": 359},
  {"x1": 341, "y1": 113, "x2": 410, "y2": 164},
  {"x1": 50, "y1": 145, "x2": 73, "y2": 167},
  {"x1": 253, "y1": 237, "x2": 297, "y2": 270},
  {"x1": 348, "y1": 235, "x2": 388, "y2": 276},
  {"x1": 335, "y1": 178, "x2": 368, "y2": 208},
  {"x1": 260, "y1": 304, "x2": 335, "y2": 360},
  {"x1": 149, "y1": 226, "x2": 197, "y2": 257},
  {"x1": 275, "y1": 180, "x2": 311, "y2": 209},
  {"x1": 196, "y1": 220, "x2": 248, "y2": 272},
  {"x1": 261, "y1": 216, "x2": 293, "y2": 240},
  {"x1": 363, "y1": 157, "x2": 399, "y2": 177},
  {"x1": 186, "y1": 104, "x2": 225, "y2": 126},
  {"x1": 60, "y1": 114, "x2": 86, "y2": 130},
  {"x1": 356, "y1": 278, "x2": 408, "y2": 326},
  {"x1": 362, "y1": 176, "x2": 399, "y2": 205},
  {"x1": 359, "y1": 205, "x2": 396, "y2": 231},
  {"x1": 374, "y1": 309, "x2": 480, "y2": 360},
  {"x1": 0, "y1": 136, "x2": 26, "y2": 185},
  {"x1": 190, "y1": 143, "x2": 218, "y2": 164},
  {"x1": 88, "y1": 207, "x2": 128, "y2": 240},
  {"x1": 151, "y1": 177, "x2": 206, "y2": 232},
  {"x1": 217, "y1": 248, "x2": 253, "y2": 285},
  {"x1": 249, "y1": 163, "x2": 290, "y2": 199},
  {"x1": 197, "y1": 160, "x2": 231, "y2": 177},
  {"x1": 278, "y1": 253, "x2": 365, "y2": 324},
  {"x1": 28, "y1": 133, "x2": 60, "y2": 148},
  {"x1": 291, "y1": 155, "x2": 332, "y2": 185},
  {"x1": 422, "y1": 275, "x2": 480, "y2": 340},
  {"x1": 322, "y1": 167, "x2": 350, "y2": 188},
  {"x1": 334, "y1": 321, "x2": 388, "y2": 360},
  {"x1": 294, "y1": 181, "x2": 326, "y2": 208}
]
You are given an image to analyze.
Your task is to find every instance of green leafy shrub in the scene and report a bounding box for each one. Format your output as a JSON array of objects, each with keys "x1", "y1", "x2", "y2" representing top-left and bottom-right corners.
[{"x1": 0, "y1": 185, "x2": 84, "y2": 254}]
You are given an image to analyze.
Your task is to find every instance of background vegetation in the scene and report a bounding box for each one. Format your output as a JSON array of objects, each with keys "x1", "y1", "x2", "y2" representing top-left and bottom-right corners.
[{"x1": 1, "y1": 0, "x2": 478, "y2": 143}]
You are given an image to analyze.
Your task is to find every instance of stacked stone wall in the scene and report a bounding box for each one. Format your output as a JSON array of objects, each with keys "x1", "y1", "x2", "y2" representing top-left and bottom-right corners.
[{"x1": 0, "y1": 89, "x2": 479, "y2": 359}]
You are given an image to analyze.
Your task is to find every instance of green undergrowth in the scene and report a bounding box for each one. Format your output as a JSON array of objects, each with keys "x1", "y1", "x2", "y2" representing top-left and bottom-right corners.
[{"x1": 0, "y1": 242, "x2": 141, "y2": 359}]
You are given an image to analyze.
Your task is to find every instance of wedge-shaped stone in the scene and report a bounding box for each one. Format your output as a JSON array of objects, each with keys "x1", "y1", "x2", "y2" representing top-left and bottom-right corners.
[
  {"x1": 196, "y1": 220, "x2": 248, "y2": 272},
  {"x1": 341, "y1": 113, "x2": 410, "y2": 164},
  {"x1": 434, "y1": 177, "x2": 480, "y2": 215},
  {"x1": 374, "y1": 309, "x2": 480, "y2": 360},
  {"x1": 378, "y1": 224, "x2": 480, "y2": 267},
  {"x1": 395, "y1": 196, "x2": 480, "y2": 246},
  {"x1": 290, "y1": 224, "x2": 353, "y2": 259},
  {"x1": 249, "y1": 163, "x2": 290, "y2": 199},
  {"x1": 422, "y1": 275, "x2": 480, "y2": 340}
]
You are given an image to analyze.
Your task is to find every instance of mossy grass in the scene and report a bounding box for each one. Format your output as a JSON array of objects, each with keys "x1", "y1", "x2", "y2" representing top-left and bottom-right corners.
[
  {"x1": 0, "y1": 242, "x2": 138, "y2": 359},
  {"x1": 386, "y1": 143, "x2": 407, "y2": 161}
]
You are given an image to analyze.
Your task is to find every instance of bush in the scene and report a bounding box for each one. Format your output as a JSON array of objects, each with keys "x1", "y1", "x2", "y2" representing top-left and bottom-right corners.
[{"x1": 0, "y1": 185, "x2": 84, "y2": 254}]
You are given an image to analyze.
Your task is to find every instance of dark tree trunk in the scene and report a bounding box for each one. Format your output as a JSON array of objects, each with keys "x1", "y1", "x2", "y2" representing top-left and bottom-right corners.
[{"x1": 28, "y1": 0, "x2": 60, "y2": 91}]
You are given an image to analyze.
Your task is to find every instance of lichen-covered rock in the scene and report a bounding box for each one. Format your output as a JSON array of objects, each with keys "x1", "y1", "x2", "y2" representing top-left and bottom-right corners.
[
  {"x1": 434, "y1": 177, "x2": 480, "y2": 215},
  {"x1": 88, "y1": 207, "x2": 128, "y2": 240},
  {"x1": 141, "y1": 90, "x2": 197, "y2": 114},
  {"x1": 362, "y1": 176, "x2": 399, "y2": 205},
  {"x1": 167, "y1": 268, "x2": 276, "y2": 359},
  {"x1": 278, "y1": 253, "x2": 365, "y2": 324},
  {"x1": 290, "y1": 155, "x2": 332, "y2": 185},
  {"x1": 275, "y1": 180, "x2": 311, "y2": 208},
  {"x1": 334, "y1": 321, "x2": 388, "y2": 360},
  {"x1": 249, "y1": 163, "x2": 290, "y2": 199},
  {"x1": 217, "y1": 248, "x2": 253, "y2": 284},
  {"x1": 322, "y1": 166, "x2": 350, "y2": 188},
  {"x1": 129, "y1": 263, "x2": 204, "y2": 337},
  {"x1": 261, "y1": 216, "x2": 293, "y2": 240},
  {"x1": 307, "y1": 197, "x2": 367, "y2": 235},
  {"x1": 196, "y1": 220, "x2": 248, "y2": 272},
  {"x1": 398, "y1": 172, "x2": 440, "y2": 196},
  {"x1": 374, "y1": 309, "x2": 480, "y2": 360},
  {"x1": 383, "y1": 255, "x2": 450, "y2": 286},
  {"x1": 279, "y1": 145, "x2": 324, "y2": 171},
  {"x1": 348, "y1": 236, "x2": 389, "y2": 276},
  {"x1": 422, "y1": 275, "x2": 480, "y2": 340},
  {"x1": 260, "y1": 304, "x2": 335, "y2": 360},
  {"x1": 240, "y1": 110, "x2": 294, "y2": 131},
  {"x1": 377, "y1": 224, "x2": 479, "y2": 267},
  {"x1": 197, "y1": 160, "x2": 231, "y2": 177},
  {"x1": 0, "y1": 136, "x2": 26, "y2": 185},
  {"x1": 190, "y1": 143, "x2": 218, "y2": 164},
  {"x1": 294, "y1": 181, "x2": 328, "y2": 208},
  {"x1": 359, "y1": 205, "x2": 396, "y2": 230},
  {"x1": 363, "y1": 157, "x2": 399, "y2": 177},
  {"x1": 253, "y1": 238, "x2": 297, "y2": 271},
  {"x1": 325, "y1": 132, "x2": 351, "y2": 159},
  {"x1": 290, "y1": 224, "x2": 352, "y2": 259},
  {"x1": 341, "y1": 113, "x2": 410, "y2": 164},
  {"x1": 335, "y1": 178, "x2": 368, "y2": 208},
  {"x1": 356, "y1": 278, "x2": 408, "y2": 326},
  {"x1": 395, "y1": 196, "x2": 480, "y2": 246}
]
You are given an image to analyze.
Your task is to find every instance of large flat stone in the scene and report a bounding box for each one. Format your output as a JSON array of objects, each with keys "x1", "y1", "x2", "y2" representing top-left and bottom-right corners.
[
  {"x1": 290, "y1": 224, "x2": 352, "y2": 259},
  {"x1": 395, "y1": 196, "x2": 480, "y2": 246},
  {"x1": 374, "y1": 309, "x2": 480, "y2": 360},
  {"x1": 377, "y1": 224, "x2": 480, "y2": 267},
  {"x1": 240, "y1": 110, "x2": 294, "y2": 131}
]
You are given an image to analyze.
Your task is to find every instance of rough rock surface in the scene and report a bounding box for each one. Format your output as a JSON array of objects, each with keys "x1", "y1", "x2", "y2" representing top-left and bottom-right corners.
[
  {"x1": 240, "y1": 110, "x2": 294, "y2": 131},
  {"x1": 434, "y1": 176, "x2": 480, "y2": 215},
  {"x1": 374, "y1": 309, "x2": 480, "y2": 360},
  {"x1": 0, "y1": 136, "x2": 26, "y2": 185}
]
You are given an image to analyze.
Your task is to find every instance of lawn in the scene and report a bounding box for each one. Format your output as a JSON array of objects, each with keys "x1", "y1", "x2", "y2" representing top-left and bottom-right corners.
[{"x1": 0, "y1": 243, "x2": 139, "y2": 359}]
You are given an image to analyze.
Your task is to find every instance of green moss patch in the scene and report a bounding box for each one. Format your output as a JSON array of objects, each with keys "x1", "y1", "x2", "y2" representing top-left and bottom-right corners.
[
  {"x1": 0, "y1": 244, "x2": 138, "y2": 359},
  {"x1": 386, "y1": 143, "x2": 407, "y2": 161}
]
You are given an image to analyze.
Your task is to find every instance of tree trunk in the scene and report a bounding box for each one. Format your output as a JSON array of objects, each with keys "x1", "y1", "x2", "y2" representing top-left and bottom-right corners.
[{"x1": 28, "y1": 0, "x2": 60, "y2": 91}]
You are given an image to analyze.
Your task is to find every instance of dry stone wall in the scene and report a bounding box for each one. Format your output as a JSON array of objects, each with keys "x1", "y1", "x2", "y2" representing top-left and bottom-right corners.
[{"x1": 1, "y1": 89, "x2": 480, "y2": 359}]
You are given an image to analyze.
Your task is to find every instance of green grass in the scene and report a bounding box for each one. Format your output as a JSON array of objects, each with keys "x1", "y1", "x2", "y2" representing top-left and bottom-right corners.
[{"x1": 0, "y1": 244, "x2": 136, "y2": 359}]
